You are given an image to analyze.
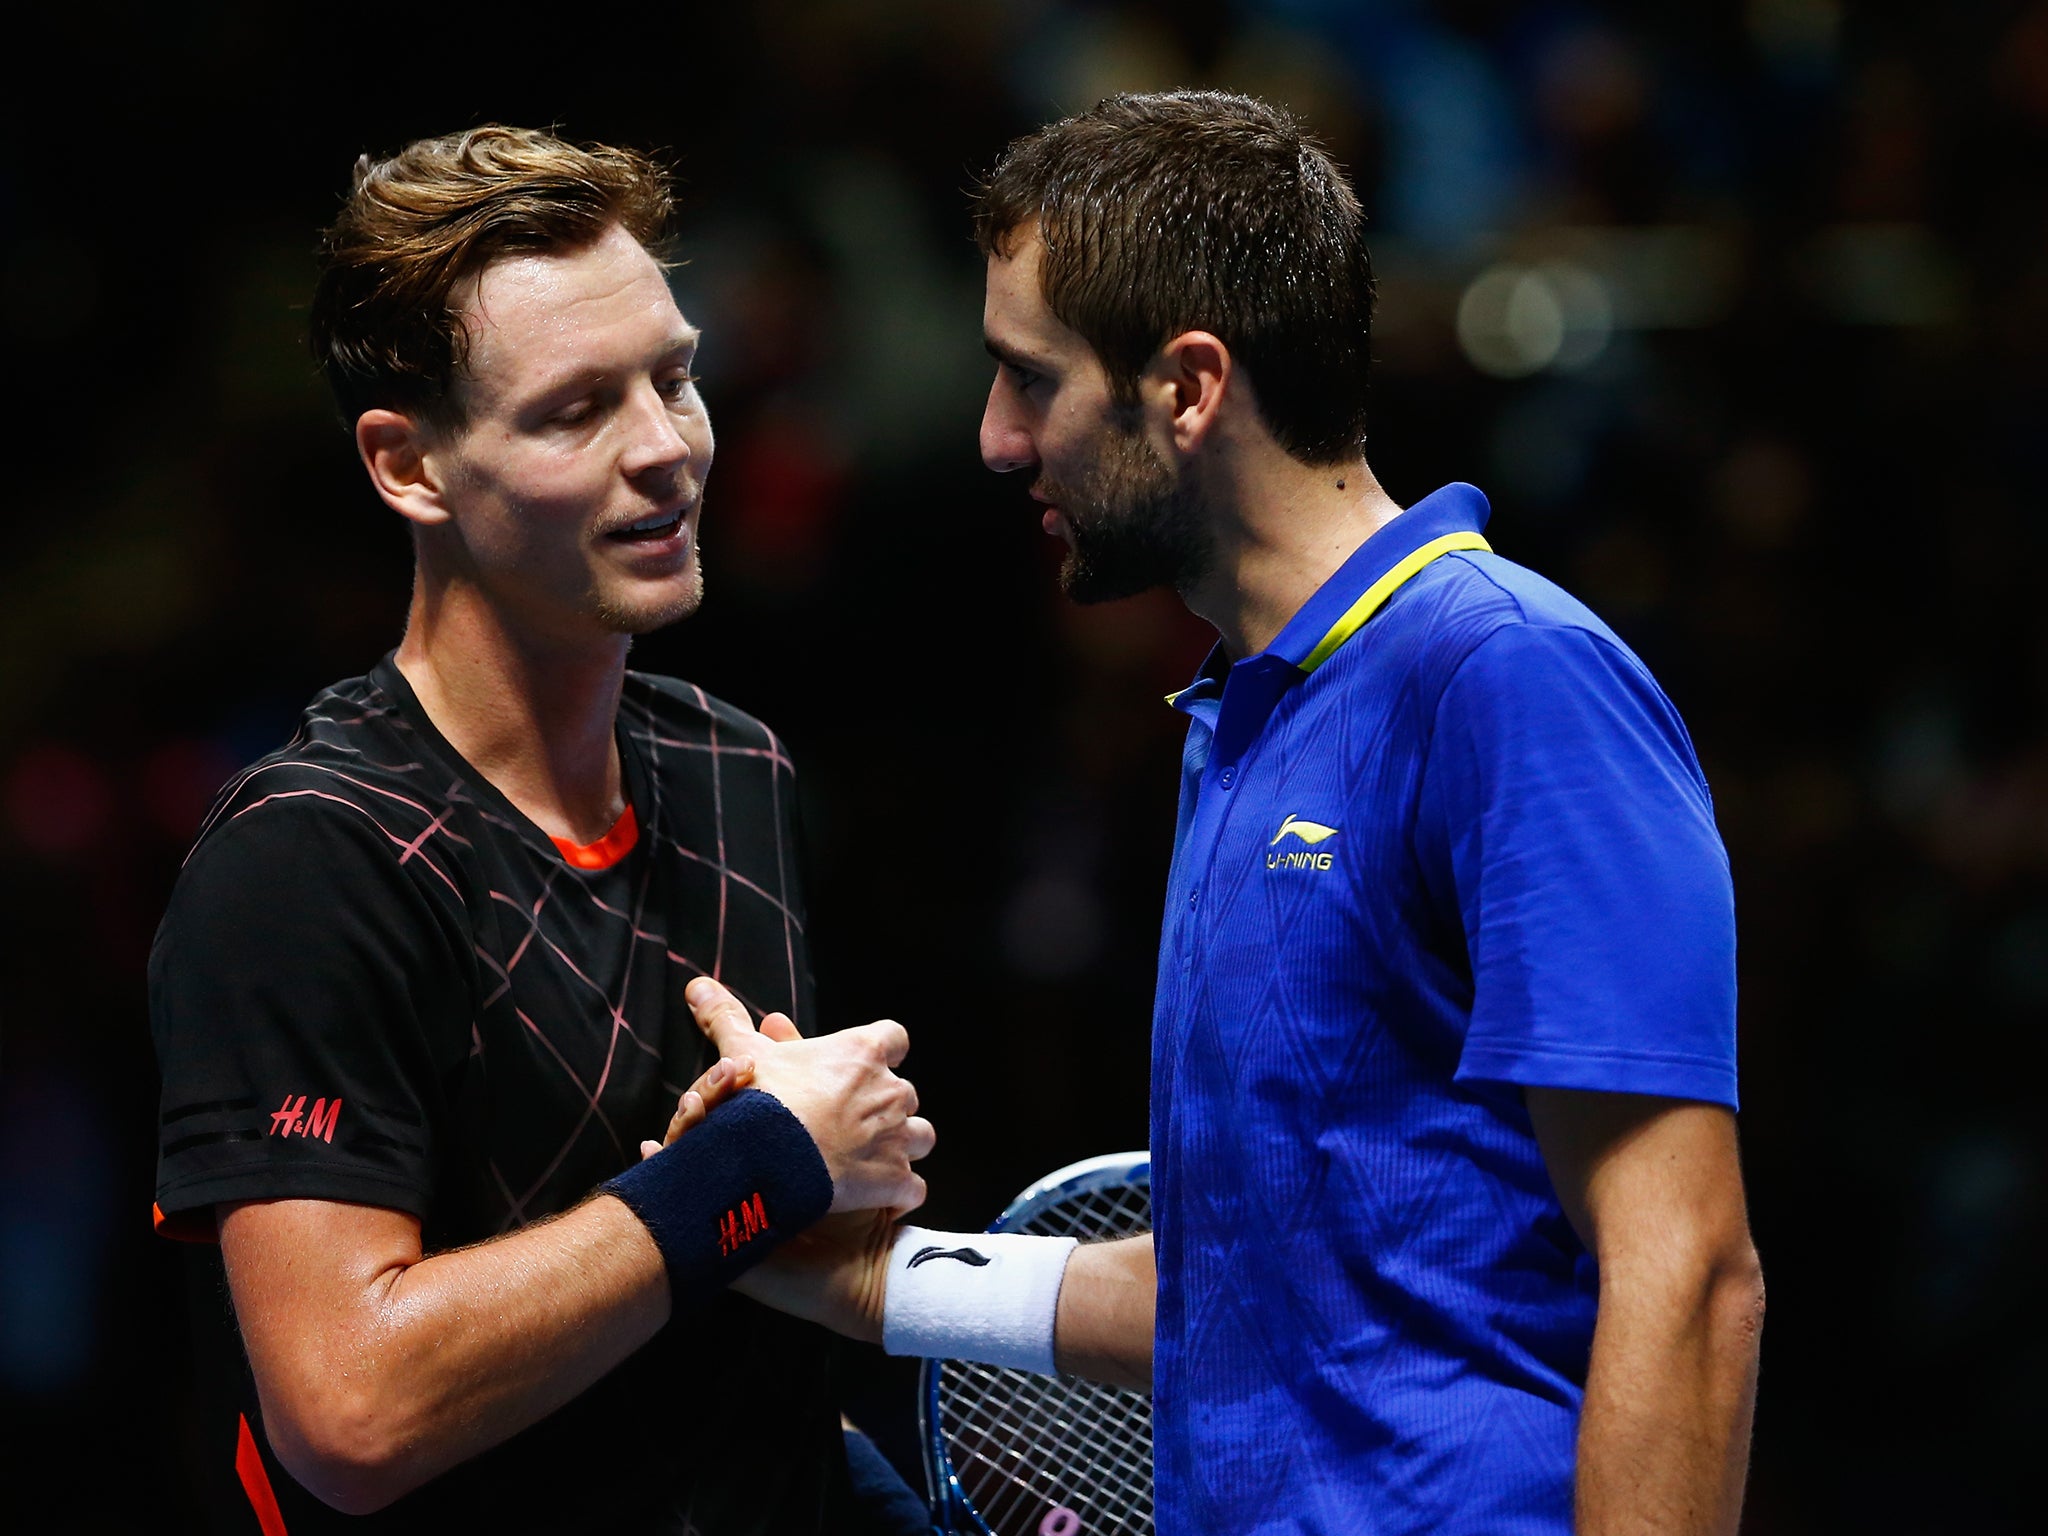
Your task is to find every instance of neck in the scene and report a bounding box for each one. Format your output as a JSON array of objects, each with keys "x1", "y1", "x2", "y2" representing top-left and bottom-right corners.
[
  {"x1": 393, "y1": 575, "x2": 631, "y2": 846},
  {"x1": 1181, "y1": 447, "x2": 1404, "y2": 659}
]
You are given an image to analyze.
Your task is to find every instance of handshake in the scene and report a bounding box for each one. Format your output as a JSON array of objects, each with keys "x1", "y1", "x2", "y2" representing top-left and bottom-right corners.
[
  {"x1": 616, "y1": 974, "x2": 939, "y2": 1343},
  {"x1": 612, "y1": 973, "x2": 1150, "y2": 1392},
  {"x1": 650, "y1": 975, "x2": 936, "y2": 1214}
]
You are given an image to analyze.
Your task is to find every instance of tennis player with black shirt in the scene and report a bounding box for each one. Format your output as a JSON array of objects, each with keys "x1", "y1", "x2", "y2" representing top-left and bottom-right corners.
[{"x1": 150, "y1": 127, "x2": 934, "y2": 1534}]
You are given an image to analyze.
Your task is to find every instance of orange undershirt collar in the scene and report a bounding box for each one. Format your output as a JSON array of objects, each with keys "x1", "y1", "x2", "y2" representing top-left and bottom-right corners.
[{"x1": 552, "y1": 803, "x2": 639, "y2": 870}]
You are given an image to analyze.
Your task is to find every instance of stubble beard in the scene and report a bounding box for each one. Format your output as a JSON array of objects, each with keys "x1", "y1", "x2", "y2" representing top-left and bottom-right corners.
[
  {"x1": 594, "y1": 551, "x2": 706, "y2": 635},
  {"x1": 1051, "y1": 423, "x2": 1213, "y2": 605}
]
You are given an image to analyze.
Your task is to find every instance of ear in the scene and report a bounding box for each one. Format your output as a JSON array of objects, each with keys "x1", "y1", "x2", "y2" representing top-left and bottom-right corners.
[
  {"x1": 354, "y1": 409, "x2": 453, "y2": 528},
  {"x1": 1147, "y1": 331, "x2": 1233, "y2": 457}
]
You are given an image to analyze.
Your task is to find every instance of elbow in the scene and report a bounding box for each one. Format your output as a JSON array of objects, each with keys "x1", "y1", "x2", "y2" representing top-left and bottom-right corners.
[
  {"x1": 1705, "y1": 1238, "x2": 1766, "y2": 1355},
  {"x1": 1600, "y1": 1229, "x2": 1765, "y2": 1359},
  {"x1": 262, "y1": 1386, "x2": 425, "y2": 1516}
]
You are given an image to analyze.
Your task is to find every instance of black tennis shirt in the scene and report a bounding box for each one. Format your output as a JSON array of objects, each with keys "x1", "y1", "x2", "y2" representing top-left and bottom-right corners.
[{"x1": 151, "y1": 655, "x2": 855, "y2": 1534}]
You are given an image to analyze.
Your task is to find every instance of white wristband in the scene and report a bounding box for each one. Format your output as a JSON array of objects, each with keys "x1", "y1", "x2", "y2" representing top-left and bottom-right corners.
[{"x1": 882, "y1": 1225, "x2": 1078, "y2": 1375}]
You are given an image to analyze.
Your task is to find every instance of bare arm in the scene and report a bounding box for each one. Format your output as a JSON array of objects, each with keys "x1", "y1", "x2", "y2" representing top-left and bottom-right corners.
[
  {"x1": 220, "y1": 1192, "x2": 668, "y2": 1515},
  {"x1": 1054, "y1": 1234, "x2": 1155, "y2": 1389},
  {"x1": 730, "y1": 1225, "x2": 1156, "y2": 1389},
  {"x1": 225, "y1": 985, "x2": 935, "y2": 1516},
  {"x1": 1525, "y1": 1090, "x2": 1764, "y2": 1536},
  {"x1": 220, "y1": 1055, "x2": 752, "y2": 1513}
]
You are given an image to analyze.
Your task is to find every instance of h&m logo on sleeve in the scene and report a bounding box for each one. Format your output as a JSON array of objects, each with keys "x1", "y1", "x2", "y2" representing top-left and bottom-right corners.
[
  {"x1": 269, "y1": 1094, "x2": 342, "y2": 1142},
  {"x1": 718, "y1": 1192, "x2": 770, "y2": 1257},
  {"x1": 1267, "y1": 813, "x2": 1339, "y2": 871}
]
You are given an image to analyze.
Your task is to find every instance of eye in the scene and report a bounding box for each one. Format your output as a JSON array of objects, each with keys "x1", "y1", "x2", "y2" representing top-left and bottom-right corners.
[
  {"x1": 550, "y1": 398, "x2": 598, "y2": 427},
  {"x1": 657, "y1": 370, "x2": 700, "y2": 402},
  {"x1": 1003, "y1": 361, "x2": 1042, "y2": 391}
]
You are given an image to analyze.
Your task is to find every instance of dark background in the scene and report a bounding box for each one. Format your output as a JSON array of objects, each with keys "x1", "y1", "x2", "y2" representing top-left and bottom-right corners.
[{"x1": 4, "y1": 1, "x2": 2043, "y2": 1528}]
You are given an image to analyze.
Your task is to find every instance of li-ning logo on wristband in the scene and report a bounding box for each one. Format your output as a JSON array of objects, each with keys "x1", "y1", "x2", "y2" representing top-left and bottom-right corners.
[
  {"x1": 269, "y1": 1095, "x2": 342, "y2": 1143},
  {"x1": 908, "y1": 1245, "x2": 991, "y2": 1269},
  {"x1": 718, "y1": 1193, "x2": 770, "y2": 1257}
]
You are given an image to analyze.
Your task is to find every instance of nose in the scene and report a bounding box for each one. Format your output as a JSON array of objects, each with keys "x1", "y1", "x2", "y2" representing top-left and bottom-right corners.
[
  {"x1": 979, "y1": 371, "x2": 1036, "y2": 475},
  {"x1": 620, "y1": 381, "x2": 695, "y2": 480}
]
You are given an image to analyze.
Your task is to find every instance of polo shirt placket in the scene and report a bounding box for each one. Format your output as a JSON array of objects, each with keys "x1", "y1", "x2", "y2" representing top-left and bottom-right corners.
[{"x1": 1153, "y1": 492, "x2": 1494, "y2": 1099}]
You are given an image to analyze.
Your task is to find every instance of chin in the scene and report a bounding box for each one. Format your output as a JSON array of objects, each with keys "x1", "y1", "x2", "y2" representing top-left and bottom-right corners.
[
  {"x1": 599, "y1": 568, "x2": 705, "y2": 635},
  {"x1": 1058, "y1": 550, "x2": 1163, "y2": 606}
]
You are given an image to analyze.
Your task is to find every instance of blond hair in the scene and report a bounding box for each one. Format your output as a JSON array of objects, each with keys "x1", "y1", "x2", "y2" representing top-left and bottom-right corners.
[{"x1": 309, "y1": 124, "x2": 672, "y2": 426}]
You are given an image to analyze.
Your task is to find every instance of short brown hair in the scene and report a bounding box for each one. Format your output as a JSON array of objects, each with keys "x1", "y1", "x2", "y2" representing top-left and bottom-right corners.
[
  {"x1": 310, "y1": 124, "x2": 673, "y2": 427},
  {"x1": 975, "y1": 91, "x2": 1374, "y2": 466}
]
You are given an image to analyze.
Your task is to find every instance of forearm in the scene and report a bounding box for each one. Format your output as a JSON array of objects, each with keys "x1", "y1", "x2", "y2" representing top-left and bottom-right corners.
[
  {"x1": 1576, "y1": 1245, "x2": 1765, "y2": 1535},
  {"x1": 1054, "y1": 1234, "x2": 1155, "y2": 1389},
  {"x1": 740, "y1": 1224, "x2": 1155, "y2": 1390},
  {"x1": 223, "y1": 1195, "x2": 667, "y2": 1513}
]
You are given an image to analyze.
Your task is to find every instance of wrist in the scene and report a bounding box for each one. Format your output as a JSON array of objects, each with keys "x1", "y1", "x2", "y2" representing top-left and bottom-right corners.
[
  {"x1": 882, "y1": 1225, "x2": 1077, "y2": 1374},
  {"x1": 602, "y1": 1089, "x2": 833, "y2": 1312}
]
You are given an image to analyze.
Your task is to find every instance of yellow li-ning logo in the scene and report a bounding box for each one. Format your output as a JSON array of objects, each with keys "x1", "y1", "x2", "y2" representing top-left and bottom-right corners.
[{"x1": 1267, "y1": 814, "x2": 1338, "y2": 870}]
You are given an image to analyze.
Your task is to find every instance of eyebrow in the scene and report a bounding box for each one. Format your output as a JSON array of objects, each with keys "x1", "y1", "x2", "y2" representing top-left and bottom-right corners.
[
  {"x1": 984, "y1": 335, "x2": 1050, "y2": 373},
  {"x1": 527, "y1": 330, "x2": 701, "y2": 400}
]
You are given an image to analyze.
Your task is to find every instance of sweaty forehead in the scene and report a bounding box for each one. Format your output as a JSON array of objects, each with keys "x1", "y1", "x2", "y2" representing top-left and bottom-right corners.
[
  {"x1": 456, "y1": 227, "x2": 686, "y2": 399},
  {"x1": 983, "y1": 228, "x2": 1046, "y2": 321},
  {"x1": 984, "y1": 231, "x2": 1085, "y2": 358}
]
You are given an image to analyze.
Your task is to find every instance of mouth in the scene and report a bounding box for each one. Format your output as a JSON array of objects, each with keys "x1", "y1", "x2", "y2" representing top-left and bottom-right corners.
[
  {"x1": 1028, "y1": 486, "x2": 1065, "y2": 535},
  {"x1": 607, "y1": 507, "x2": 688, "y2": 544}
]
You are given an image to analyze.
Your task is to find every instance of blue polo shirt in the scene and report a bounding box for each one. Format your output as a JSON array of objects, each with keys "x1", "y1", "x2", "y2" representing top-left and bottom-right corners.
[{"x1": 1149, "y1": 483, "x2": 1736, "y2": 1534}]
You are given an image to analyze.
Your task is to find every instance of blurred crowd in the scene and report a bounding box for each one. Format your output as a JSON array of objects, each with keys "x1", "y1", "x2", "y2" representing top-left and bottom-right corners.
[{"x1": 4, "y1": 1, "x2": 2043, "y2": 1528}]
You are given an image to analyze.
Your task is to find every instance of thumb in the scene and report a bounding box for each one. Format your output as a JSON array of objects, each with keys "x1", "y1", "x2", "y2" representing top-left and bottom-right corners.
[
  {"x1": 685, "y1": 976, "x2": 763, "y2": 1055},
  {"x1": 759, "y1": 1011, "x2": 802, "y2": 1043}
]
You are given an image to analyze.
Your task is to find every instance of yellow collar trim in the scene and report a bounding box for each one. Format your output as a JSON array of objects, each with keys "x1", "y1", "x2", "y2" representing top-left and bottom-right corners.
[{"x1": 1296, "y1": 531, "x2": 1493, "y2": 673}]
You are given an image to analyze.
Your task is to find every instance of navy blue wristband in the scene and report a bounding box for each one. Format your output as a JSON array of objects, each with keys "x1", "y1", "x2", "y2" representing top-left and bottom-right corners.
[{"x1": 602, "y1": 1088, "x2": 834, "y2": 1307}]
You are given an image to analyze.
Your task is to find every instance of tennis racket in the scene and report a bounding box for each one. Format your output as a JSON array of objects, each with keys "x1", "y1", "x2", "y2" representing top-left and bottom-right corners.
[{"x1": 921, "y1": 1151, "x2": 1152, "y2": 1536}]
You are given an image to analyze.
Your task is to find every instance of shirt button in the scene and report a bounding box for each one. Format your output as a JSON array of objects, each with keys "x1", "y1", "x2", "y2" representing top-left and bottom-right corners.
[
  {"x1": 1218, "y1": 765, "x2": 1236, "y2": 788},
  {"x1": 1188, "y1": 890, "x2": 1199, "y2": 909}
]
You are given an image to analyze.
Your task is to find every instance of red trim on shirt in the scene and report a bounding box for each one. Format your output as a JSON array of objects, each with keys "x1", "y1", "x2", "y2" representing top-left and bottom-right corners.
[
  {"x1": 236, "y1": 1413, "x2": 290, "y2": 1536},
  {"x1": 153, "y1": 1201, "x2": 217, "y2": 1244},
  {"x1": 551, "y1": 804, "x2": 639, "y2": 870}
]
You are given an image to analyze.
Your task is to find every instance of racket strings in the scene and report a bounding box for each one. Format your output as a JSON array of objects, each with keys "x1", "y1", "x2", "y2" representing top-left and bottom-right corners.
[
  {"x1": 1014, "y1": 1184, "x2": 1150, "y2": 1243},
  {"x1": 938, "y1": 1361, "x2": 1154, "y2": 1532},
  {"x1": 933, "y1": 1169, "x2": 1155, "y2": 1535}
]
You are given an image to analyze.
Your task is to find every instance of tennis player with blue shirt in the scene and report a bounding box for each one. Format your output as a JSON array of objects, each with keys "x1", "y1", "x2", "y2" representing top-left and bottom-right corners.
[{"x1": 692, "y1": 89, "x2": 1763, "y2": 1534}]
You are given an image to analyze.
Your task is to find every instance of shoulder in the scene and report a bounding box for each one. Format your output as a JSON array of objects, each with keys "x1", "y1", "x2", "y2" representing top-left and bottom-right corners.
[
  {"x1": 1381, "y1": 549, "x2": 1664, "y2": 706},
  {"x1": 1406, "y1": 559, "x2": 1710, "y2": 807},
  {"x1": 170, "y1": 784, "x2": 459, "y2": 948},
  {"x1": 1444, "y1": 554, "x2": 1666, "y2": 700},
  {"x1": 621, "y1": 671, "x2": 791, "y2": 762},
  {"x1": 180, "y1": 672, "x2": 467, "y2": 905},
  {"x1": 1410, "y1": 548, "x2": 1630, "y2": 652}
]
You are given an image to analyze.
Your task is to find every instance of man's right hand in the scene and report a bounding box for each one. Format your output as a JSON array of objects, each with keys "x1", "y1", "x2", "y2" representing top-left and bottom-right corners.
[
  {"x1": 732, "y1": 1210, "x2": 895, "y2": 1343},
  {"x1": 685, "y1": 976, "x2": 935, "y2": 1213}
]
